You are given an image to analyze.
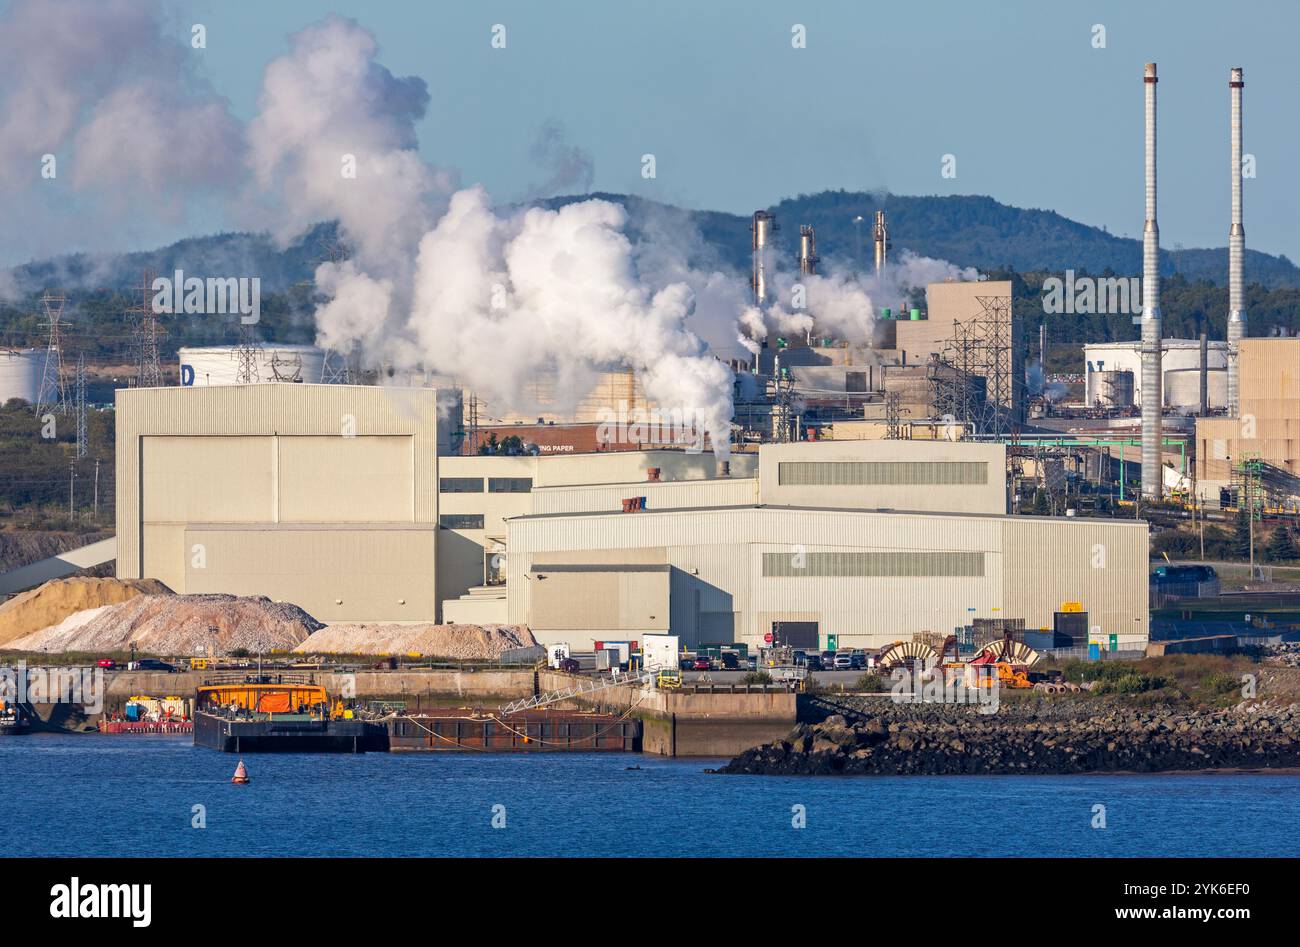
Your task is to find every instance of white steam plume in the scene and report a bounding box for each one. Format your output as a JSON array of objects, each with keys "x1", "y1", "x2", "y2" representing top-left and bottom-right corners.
[{"x1": 246, "y1": 18, "x2": 735, "y2": 453}]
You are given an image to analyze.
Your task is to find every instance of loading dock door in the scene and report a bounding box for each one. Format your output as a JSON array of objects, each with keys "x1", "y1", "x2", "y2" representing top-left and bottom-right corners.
[{"x1": 773, "y1": 621, "x2": 819, "y2": 649}]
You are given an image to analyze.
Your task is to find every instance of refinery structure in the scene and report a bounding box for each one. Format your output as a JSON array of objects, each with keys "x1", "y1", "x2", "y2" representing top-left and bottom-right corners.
[{"x1": 4, "y1": 60, "x2": 1291, "y2": 664}]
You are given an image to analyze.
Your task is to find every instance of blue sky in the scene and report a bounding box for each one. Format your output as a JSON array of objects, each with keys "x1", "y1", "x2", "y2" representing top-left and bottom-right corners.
[{"x1": 15, "y1": 0, "x2": 1300, "y2": 262}]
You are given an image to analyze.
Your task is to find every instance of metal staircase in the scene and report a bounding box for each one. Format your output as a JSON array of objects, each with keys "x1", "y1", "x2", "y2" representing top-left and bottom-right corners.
[{"x1": 501, "y1": 665, "x2": 663, "y2": 715}]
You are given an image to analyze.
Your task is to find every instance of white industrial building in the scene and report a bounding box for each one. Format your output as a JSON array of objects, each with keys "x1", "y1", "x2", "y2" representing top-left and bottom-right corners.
[{"x1": 507, "y1": 438, "x2": 1148, "y2": 653}]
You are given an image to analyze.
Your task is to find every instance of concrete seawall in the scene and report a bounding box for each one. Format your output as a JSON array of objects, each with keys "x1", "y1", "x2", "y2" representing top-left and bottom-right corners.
[
  {"x1": 537, "y1": 671, "x2": 797, "y2": 757},
  {"x1": 27, "y1": 666, "x2": 795, "y2": 755}
]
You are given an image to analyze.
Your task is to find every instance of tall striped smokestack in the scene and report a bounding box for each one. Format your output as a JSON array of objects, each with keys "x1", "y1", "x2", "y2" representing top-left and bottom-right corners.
[
  {"x1": 1141, "y1": 62, "x2": 1163, "y2": 500},
  {"x1": 1227, "y1": 67, "x2": 1245, "y2": 416}
]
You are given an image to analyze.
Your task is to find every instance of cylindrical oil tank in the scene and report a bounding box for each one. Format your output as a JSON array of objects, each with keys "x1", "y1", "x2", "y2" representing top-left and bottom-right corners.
[
  {"x1": 0, "y1": 348, "x2": 44, "y2": 404},
  {"x1": 178, "y1": 344, "x2": 328, "y2": 386},
  {"x1": 1164, "y1": 368, "x2": 1227, "y2": 410},
  {"x1": 1089, "y1": 369, "x2": 1134, "y2": 408}
]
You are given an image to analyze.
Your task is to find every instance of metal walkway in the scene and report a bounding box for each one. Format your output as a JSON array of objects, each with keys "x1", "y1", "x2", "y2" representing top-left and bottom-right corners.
[{"x1": 501, "y1": 666, "x2": 663, "y2": 715}]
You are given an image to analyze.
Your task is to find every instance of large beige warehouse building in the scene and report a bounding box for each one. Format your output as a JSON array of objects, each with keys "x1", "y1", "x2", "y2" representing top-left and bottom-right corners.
[
  {"x1": 509, "y1": 439, "x2": 1148, "y2": 652},
  {"x1": 116, "y1": 384, "x2": 448, "y2": 623}
]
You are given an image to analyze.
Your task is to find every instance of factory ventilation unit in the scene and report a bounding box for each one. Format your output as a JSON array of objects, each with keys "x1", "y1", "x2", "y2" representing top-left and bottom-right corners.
[
  {"x1": 1140, "y1": 62, "x2": 1163, "y2": 501},
  {"x1": 1227, "y1": 66, "x2": 1246, "y2": 417}
]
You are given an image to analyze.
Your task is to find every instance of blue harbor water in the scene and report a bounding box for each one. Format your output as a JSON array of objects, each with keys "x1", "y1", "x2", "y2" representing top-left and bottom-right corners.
[{"x1": 4, "y1": 735, "x2": 1299, "y2": 857}]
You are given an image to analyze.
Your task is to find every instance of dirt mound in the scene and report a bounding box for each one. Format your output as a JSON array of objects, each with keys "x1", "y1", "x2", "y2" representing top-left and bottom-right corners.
[
  {"x1": 6, "y1": 593, "x2": 323, "y2": 655},
  {"x1": 0, "y1": 576, "x2": 171, "y2": 648},
  {"x1": 295, "y1": 623, "x2": 535, "y2": 660}
]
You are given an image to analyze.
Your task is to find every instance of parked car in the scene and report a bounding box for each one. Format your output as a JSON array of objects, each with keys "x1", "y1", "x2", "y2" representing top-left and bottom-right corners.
[
  {"x1": 692, "y1": 656, "x2": 712, "y2": 671},
  {"x1": 558, "y1": 657, "x2": 582, "y2": 673},
  {"x1": 804, "y1": 655, "x2": 824, "y2": 671},
  {"x1": 719, "y1": 651, "x2": 740, "y2": 670},
  {"x1": 96, "y1": 658, "x2": 116, "y2": 670},
  {"x1": 132, "y1": 658, "x2": 178, "y2": 673},
  {"x1": 792, "y1": 650, "x2": 809, "y2": 667},
  {"x1": 833, "y1": 652, "x2": 854, "y2": 670},
  {"x1": 850, "y1": 651, "x2": 867, "y2": 670},
  {"x1": 821, "y1": 650, "x2": 837, "y2": 668}
]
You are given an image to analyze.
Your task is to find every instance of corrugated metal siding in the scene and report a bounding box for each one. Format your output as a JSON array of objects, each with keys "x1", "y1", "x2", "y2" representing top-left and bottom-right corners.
[
  {"x1": 117, "y1": 385, "x2": 441, "y2": 581},
  {"x1": 184, "y1": 524, "x2": 437, "y2": 622},
  {"x1": 777, "y1": 461, "x2": 987, "y2": 486},
  {"x1": 278, "y1": 435, "x2": 414, "y2": 521},
  {"x1": 142, "y1": 435, "x2": 275, "y2": 523},
  {"x1": 757, "y1": 440, "x2": 1007, "y2": 514},
  {"x1": 507, "y1": 506, "x2": 1146, "y2": 648},
  {"x1": 761, "y1": 550, "x2": 984, "y2": 577},
  {"x1": 532, "y1": 478, "x2": 758, "y2": 515},
  {"x1": 1000, "y1": 517, "x2": 1148, "y2": 641}
]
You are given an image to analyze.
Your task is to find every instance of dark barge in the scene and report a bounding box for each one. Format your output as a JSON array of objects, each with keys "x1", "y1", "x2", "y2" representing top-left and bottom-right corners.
[
  {"x1": 191, "y1": 673, "x2": 640, "y2": 754},
  {"x1": 194, "y1": 710, "x2": 386, "y2": 753},
  {"x1": 385, "y1": 710, "x2": 640, "y2": 752},
  {"x1": 193, "y1": 674, "x2": 386, "y2": 753}
]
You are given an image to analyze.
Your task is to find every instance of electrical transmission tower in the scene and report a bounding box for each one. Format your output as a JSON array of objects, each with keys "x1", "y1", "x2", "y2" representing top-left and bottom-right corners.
[
  {"x1": 35, "y1": 291, "x2": 69, "y2": 415},
  {"x1": 885, "y1": 391, "x2": 903, "y2": 439},
  {"x1": 315, "y1": 236, "x2": 354, "y2": 384},
  {"x1": 233, "y1": 322, "x2": 260, "y2": 383},
  {"x1": 75, "y1": 353, "x2": 88, "y2": 459},
  {"x1": 930, "y1": 295, "x2": 1018, "y2": 437},
  {"x1": 125, "y1": 269, "x2": 165, "y2": 388},
  {"x1": 270, "y1": 349, "x2": 303, "y2": 382},
  {"x1": 320, "y1": 349, "x2": 352, "y2": 384}
]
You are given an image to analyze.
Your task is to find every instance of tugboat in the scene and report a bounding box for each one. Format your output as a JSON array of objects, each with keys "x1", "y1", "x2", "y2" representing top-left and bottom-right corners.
[{"x1": 0, "y1": 699, "x2": 30, "y2": 736}]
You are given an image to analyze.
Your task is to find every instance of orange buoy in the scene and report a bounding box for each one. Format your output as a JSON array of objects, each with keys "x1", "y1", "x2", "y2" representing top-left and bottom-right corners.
[{"x1": 231, "y1": 760, "x2": 250, "y2": 784}]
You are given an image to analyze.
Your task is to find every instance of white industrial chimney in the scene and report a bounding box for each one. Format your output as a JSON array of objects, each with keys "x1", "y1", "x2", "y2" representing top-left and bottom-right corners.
[
  {"x1": 1227, "y1": 66, "x2": 1246, "y2": 416},
  {"x1": 1140, "y1": 62, "x2": 1163, "y2": 500},
  {"x1": 751, "y1": 211, "x2": 776, "y2": 307},
  {"x1": 873, "y1": 210, "x2": 889, "y2": 281}
]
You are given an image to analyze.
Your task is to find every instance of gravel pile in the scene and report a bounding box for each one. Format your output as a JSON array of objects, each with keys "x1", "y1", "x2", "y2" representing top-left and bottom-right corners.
[
  {"x1": 0, "y1": 577, "x2": 171, "y2": 648},
  {"x1": 6, "y1": 593, "x2": 322, "y2": 654},
  {"x1": 294, "y1": 623, "x2": 536, "y2": 660}
]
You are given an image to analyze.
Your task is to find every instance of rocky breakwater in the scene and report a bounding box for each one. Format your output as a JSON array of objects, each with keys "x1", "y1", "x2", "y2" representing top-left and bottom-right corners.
[{"x1": 717, "y1": 701, "x2": 1300, "y2": 775}]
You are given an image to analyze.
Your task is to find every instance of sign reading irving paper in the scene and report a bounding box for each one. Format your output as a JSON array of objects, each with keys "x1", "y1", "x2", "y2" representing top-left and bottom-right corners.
[
  {"x1": 152, "y1": 269, "x2": 260, "y2": 324},
  {"x1": 596, "y1": 400, "x2": 708, "y2": 453}
]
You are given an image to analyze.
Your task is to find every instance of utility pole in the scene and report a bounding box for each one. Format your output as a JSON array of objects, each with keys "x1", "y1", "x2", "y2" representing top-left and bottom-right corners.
[
  {"x1": 1249, "y1": 470, "x2": 1256, "y2": 577},
  {"x1": 1198, "y1": 492, "x2": 1205, "y2": 561},
  {"x1": 93, "y1": 459, "x2": 100, "y2": 522},
  {"x1": 68, "y1": 460, "x2": 75, "y2": 520}
]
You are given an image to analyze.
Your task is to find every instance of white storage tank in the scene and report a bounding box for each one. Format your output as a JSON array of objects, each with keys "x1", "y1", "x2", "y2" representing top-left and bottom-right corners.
[
  {"x1": 178, "y1": 344, "x2": 328, "y2": 386},
  {"x1": 0, "y1": 348, "x2": 44, "y2": 404},
  {"x1": 1087, "y1": 369, "x2": 1135, "y2": 409},
  {"x1": 1164, "y1": 368, "x2": 1228, "y2": 411}
]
